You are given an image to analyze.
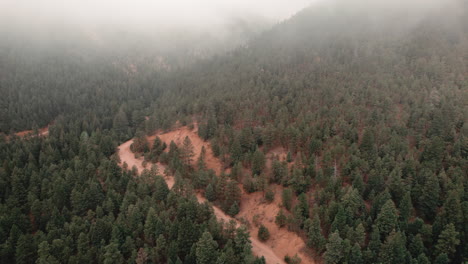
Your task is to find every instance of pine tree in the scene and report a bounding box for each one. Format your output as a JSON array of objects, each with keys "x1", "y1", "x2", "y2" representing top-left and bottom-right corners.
[
  {"x1": 103, "y1": 242, "x2": 124, "y2": 264},
  {"x1": 354, "y1": 223, "x2": 366, "y2": 248},
  {"x1": 206, "y1": 183, "x2": 217, "y2": 202},
  {"x1": 367, "y1": 226, "x2": 381, "y2": 262},
  {"x1": 348, "y1": 243, "x2": 363, "y2": 264},
  {"x1": 37, "y1": 241, "x2": 60, "y2": 264},
  {"x1": 398, "y1": 192, "x2": 412, "y2": 227},
  {"x1": 378, "y1": 231, "x2": 407, "y2": 264},
  {"x1": 224, "y1": 181, "x2": 241, "y2": 214},
  {"x1": 154, "y1": 175, "x2": 169, "y2": 202},
  {"x1": 230, "y1": 139, "x2": 242, "y2": 164},
  {"x1": 324, "y1": 232, "x2": 344, "y2": 264},
  {"x1": 434, "y1": 253, "x2": 449, "y2": 264},
  {"x1": 228, "y1": 202, "x2": 240, "y2": 217},
  {"x1": 272, "y1": 159, "x2": 287, "y2": 183},
  {"x1": 181, "y1": 136, "x2": 195, "y2": 167},
  {"x1": 258, "y1": 224, "x2": 270, "y2": 242},
  {"x1": 113, "y1": 109, "x2": 129, "y2": 136},
  {"x1": 441, "y1": 190, "x2": 462, "y2": 229},
  {"x1": 376, "y1": 200, "x2": 398, "y2": 238},
  {"x1": 435, "y1": 223, "x2": 460, "y2": 259},
  {"x1": 360, "y1": 129, "x2": 376, "y2": 161},
  {"x1": 196, "y1": 232, "x2": 218, "y2": 264},
  {"x1": 286, "y1": 151, "x2": 293, "y2": 163},
  {"x1": 15, "y1": 234, "x2": 36, "y2": 264},
  {"x1": 408, "y1": 234, "x2": 425, "y2": 258},
  {"x1": 197, "y1": 146, "x2": 207, "y2": 170},
  {"x1": 275, "y1": 209, "x2": 287, "y2": 227},
  {"x1": 282, "y1": 188, "x2": 293, "y2": 211},
  {"x1": 307, "y1": 214, "x2": 326, "y2": 252},
  {"x1": 252, "y1": 149, "x2": 265, "y2": 175},
  {"x1": 144, "y1": 207, "x2": 163, "y2": 245},
  {"x1": 419, "y1": 172, "x2": 440, "y2": 220}
]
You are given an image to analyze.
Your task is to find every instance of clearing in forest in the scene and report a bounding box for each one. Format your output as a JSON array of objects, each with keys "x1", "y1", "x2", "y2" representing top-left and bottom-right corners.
[{"x1": 117, "y1": 124, "x2": 316, "y2": 264}]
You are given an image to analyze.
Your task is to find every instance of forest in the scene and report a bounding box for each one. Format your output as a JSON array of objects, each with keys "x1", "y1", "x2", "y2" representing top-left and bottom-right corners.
[{"x1": 0, "y1": 0, "x2": 467, "y2": 263}]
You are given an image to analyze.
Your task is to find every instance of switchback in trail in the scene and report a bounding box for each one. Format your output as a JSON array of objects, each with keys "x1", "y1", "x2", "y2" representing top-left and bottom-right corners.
[{"x1": 117, "y1": 125, "x2": 317, "y2": 264}]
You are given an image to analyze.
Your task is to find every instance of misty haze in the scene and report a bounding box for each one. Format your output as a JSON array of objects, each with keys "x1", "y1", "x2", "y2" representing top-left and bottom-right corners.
[{"x1": 0, "y1": 0, "x2": 466, "y2": 264}]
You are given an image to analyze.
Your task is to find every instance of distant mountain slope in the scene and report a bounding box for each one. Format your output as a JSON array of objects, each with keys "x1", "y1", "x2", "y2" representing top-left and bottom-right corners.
[{"x1": 137, "y1": 1, "x2": 467, "y2": 263}]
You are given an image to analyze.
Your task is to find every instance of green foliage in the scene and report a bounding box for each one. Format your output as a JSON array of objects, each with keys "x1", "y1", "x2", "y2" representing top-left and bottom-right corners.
[
  {"x1": 251, "y1": 149, "x2": 266, "y2": 176},
  {"x1": 375, "y1": 200, "x2": 398, "y2": 239},
  {"x1": 1, "y1": 1, "x2": 467, "y2": 263},
  {"x1": 196, "y1": 232, "x2": 219, "y2": 264},
  {"x1": 275, "y1": 209, "x2": 287, "y2": 228},
  {"x1": 284, "y1": 254, "x2": 302, "y2": 264},
  {"x1": 282, "y1": 188, "x2": 293, "y2": 211},
  {"x1": 257, "y1": 225, "x2": 270, "y2": 242},
  {"x1": 435, "y1": 223, "x2": 460, "y2": 259},
  {"x1": 378, "y1": 231, "x2": 407, "y2": 264},
  {"x1": 306, "y1": 214, "x2": 326, "y2": 253},
  {"x1": 265, "y1": 188, "x2": 275, "y2": 203},
  {"x1": 324, "y1": 232, "x2": 344, "y2": 264}
]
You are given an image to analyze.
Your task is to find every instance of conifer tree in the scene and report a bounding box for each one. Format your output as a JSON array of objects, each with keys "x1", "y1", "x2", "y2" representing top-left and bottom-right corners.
[
  {"x1": 307, "y1": 214, "x2": 326, "y2": 252},
  {"x1": 196, "y1": 232, "x2": 218, "y2": 264},
  {"x1": 376, "y1": 200, "x2": 398, "y2": 238},
  {"x1": 258, "y1": 224, "x2": 270, "y2": 242},
  {"x1": 435, "y1": 223, "x2": 460, "y2": 260},
  {"x1": 324, "y1": 232, "x2": 344, "y2": 264},
  {"x1": 181, "y1": 136, "x2": 195, "y2": 167}
]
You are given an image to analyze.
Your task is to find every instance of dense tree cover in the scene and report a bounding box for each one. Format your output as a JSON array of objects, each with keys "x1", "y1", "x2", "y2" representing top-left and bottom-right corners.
[
  {"x1": 135, "y1": 1, "x2": 466, "y2": 263},
  {"x1": 1, "y1": 0, "x2": 467, "y2": 263},
  {"x1": 0, "y1": 117, "x2": 262, "y2": 263}
]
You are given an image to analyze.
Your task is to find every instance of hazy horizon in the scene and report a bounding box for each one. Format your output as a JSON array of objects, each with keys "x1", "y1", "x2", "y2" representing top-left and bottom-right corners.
[{"x1": 0, "y1": 0, "x2": 316, "y2": 31}]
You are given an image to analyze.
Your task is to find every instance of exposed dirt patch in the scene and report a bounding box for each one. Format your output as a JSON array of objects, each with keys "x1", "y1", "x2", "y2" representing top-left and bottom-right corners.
[
  {"x1": 118, "y1": 137, "x2": 284, "y2": 263},
  {"x1": 118, "y1": 125, "x2": 315, "y2": 264},
  {"x1": 118, "y1": 139, "x2": 145, "y2": 172},
  {"x1": 117, "y1": 138, "x2": 175, "y2": 188},
  {"x1": 265, "y1": 146, "x2": 296, "y2": 170},
  {"x1": 197, "y1": 194, "x2": 285, "y2": 264},
  {"x1": 237, "y1": 185, "x2": 315, "y2": 264},
  {"x1": 11, "y1": 124, "x2": 51, "y2": 139},
  {"x1": 16, "y1": 126, "x2": 49, "y2": 137},
  {"x1": 148, "y1": 124, "x2": 223, "y2": 175}
]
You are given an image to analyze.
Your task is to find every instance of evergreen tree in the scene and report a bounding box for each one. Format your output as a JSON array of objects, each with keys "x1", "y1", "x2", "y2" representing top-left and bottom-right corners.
[
  {"x1": 275, "y1": 209, "x2": 287, "y2": 228},
  {"x1": 251, "y1": 149, "x2": 266, "y2": 176},
  {"x1": 376, "y1": 200, "x2": 398, "y2": 238},
  {"x1": 307, "y1": 214, "x2": 326, "y2": 253},
  {"x1": 419, "y1": 172, "x2": 440, "y2": 220},
  {"x1": 103, "y1": 242, "x2": 124, "y2": 264},
  {"x1": 282, "y1": 188, "x2": 293, "y2": 211},
  {"x1": 435, "y1": 223, "x2": 460, "y2": 259},
  {"x1": 196, "y1": 232, "x2": 218, "y2": 264},
  {"x1": 181, "y1": 136, "x2": 195, "y2": 167},
  {"x1": 378, "y1": 231, "x2": 407, "y2": 264},
  {"x1": 206, "y1": 183, "x2": 217, "y2": 202},
  {"x1": 324, "y1": 232, "x2": 344, "y2": 264},
  {"x1": 15, "y1": 234, "x2": 36, "y2": 264},
  {"x1": 258, "y1": 225, "x2": 270, "y2": 242},
  {"x1": 348, "y1": 243, "x2": 363, "y2": 264}
]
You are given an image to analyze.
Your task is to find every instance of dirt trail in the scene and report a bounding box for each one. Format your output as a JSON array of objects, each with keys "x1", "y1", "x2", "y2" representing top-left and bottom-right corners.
[
  {"x1": 14, "y1": 125, "x2": 50, "y2": 138},
  {"x1": 196, "y1": 195, "x2": 285, "y2": 264},
  {"x1": 149, "y1": 125, "x2": 223, "y2": 174},
  {"x1": 118, "y1": 137, "x2": 284, "y2": 263},
  {"x1": 118, "y1": 139, "x2": 175, "y2": 187},
  {"x1": 238, "y1": 186, "x2": 314, "y2": 264},
  {"x1": 117, "y1": 126, "x2": 315, "y2": 264}
]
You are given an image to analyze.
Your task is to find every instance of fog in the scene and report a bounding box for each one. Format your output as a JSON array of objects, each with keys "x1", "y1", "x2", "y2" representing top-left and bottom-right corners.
[
  {"x1": 1, "y1": 0, "x2": 463, "y2": 63},
  {"x1": 0, "y1": 0, "x2": 314, "y2": 31}
]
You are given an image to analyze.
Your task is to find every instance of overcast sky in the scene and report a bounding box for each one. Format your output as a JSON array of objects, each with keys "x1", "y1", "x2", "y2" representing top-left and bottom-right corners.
[{"x1": 0, "y1": 0, "x2": 316, "y2": 30}]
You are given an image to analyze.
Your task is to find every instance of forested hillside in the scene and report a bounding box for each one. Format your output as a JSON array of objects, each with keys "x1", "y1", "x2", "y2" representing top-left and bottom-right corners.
[{"x1": 1, "y1": 0, "x2": 467, "y2": 263}]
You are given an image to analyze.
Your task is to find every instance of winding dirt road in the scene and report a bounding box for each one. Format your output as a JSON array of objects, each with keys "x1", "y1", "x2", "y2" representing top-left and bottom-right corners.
[{"x1": 117, "y1": 138, "x2": 285, "y2": 264}]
